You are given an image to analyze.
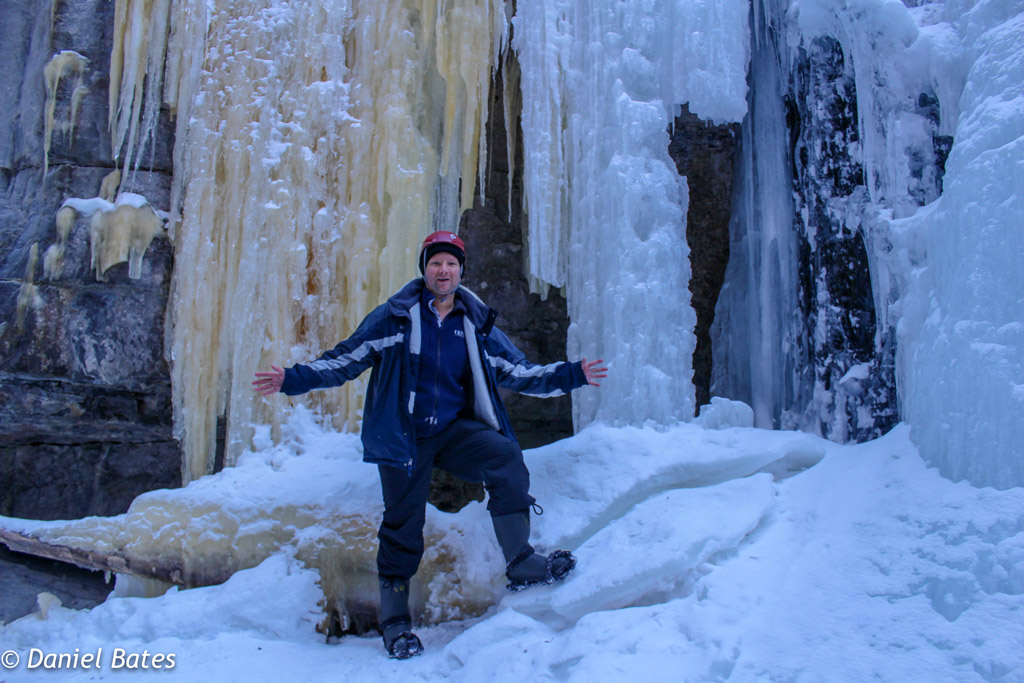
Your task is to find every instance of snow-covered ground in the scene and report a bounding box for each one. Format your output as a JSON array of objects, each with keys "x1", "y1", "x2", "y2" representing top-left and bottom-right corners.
[{"x1": 2, "y1": 404, "x2": 1021, "y2": 681}]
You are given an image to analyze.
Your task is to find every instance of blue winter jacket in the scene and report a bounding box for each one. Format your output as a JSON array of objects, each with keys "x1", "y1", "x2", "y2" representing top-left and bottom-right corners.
[{"x1": 280, "y1": 279, "x2": 588, "y2": 470}]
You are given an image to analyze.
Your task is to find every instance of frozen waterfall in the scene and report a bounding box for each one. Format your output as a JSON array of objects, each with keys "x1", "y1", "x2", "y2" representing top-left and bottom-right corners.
[
  {"x1": 137, "y1": 0, "x2": 509, "y2": 479},
  {"x1": 513, "y1": 0, "x2": 750, "y2": 429},
  {"x1": 711, "y1": 0, "x2": 1022, "y2": 487},
  {"x1": 895, "y1": 1, "x2": 1024, "y2": 488},
  {"x1": 92, "y1": 0, "x2": 1023, "y2": 490}
]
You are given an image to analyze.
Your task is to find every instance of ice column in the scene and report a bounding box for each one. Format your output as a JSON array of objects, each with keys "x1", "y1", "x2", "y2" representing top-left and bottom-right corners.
[
  {"x1": 109, "y1": 0, "x2": 173, "y2": 182},
  {"x1": 513, "y1": 0, "x2": 749, "y2": 427},
  {"x1": 896, "y1": 2, "x2": 1024, "y2": 488},
  {"x1": 710, "y1": 23, "x2": 804, "y2": 430},
  {"x1": 160, "y1": 0, "x2": 507, "y2": 480},
  {"x1": 43, "y1": 50, "x2": 88, "y2": 182}
]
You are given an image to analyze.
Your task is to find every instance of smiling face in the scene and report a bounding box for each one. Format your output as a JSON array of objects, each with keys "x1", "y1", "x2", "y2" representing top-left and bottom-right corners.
[{"x1": 423, "y1": 251, "x2": 461, "y2": 299}]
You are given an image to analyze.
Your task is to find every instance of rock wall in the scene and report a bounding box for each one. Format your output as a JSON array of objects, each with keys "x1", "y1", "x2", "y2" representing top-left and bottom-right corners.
[
  {"x1": 787, "y1": 36, "x2": 899, "y2": 441},
  {"x1": 0, "y1": 0, "x2": 179, "y2": 520}
]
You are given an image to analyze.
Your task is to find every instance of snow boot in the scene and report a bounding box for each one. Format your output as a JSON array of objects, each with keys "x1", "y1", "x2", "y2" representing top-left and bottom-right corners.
[
  {"x1": 491, "y1": 510, "x2": 576, "y2": 591},
  {"x1": 378, "y1": 576, "x2": 423, "y2": 660}
]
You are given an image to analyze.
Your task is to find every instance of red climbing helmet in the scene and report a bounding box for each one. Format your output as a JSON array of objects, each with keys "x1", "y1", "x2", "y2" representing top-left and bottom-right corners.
[{"x1": 419, "y1": 230, "x2": 466, "y2": 274}]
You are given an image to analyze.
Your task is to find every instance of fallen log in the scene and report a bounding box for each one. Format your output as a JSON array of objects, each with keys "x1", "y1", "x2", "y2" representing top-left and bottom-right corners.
[
  {"x1": 0, "y1": 525, "x2": 383, "y2": 636},
  {"x1": 0, "y1": 484, "x2": 506, "y2": 634},
  {"x1": 0, "y1": 527, "x2": 193, "y2": 586}
]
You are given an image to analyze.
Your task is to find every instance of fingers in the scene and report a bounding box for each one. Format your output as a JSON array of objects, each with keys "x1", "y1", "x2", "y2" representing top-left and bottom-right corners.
[
  {"x1": 253, "y1": 366, "x2": 284, "y2": 378},
  {"x1": 252, "y1": 378, "x2": 280, "y2": 393}
]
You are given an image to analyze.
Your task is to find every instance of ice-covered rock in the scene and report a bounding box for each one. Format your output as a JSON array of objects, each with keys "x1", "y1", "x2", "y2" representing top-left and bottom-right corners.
[{"x1": 695, "y1": 397, "x2": 755, "y2": 430}]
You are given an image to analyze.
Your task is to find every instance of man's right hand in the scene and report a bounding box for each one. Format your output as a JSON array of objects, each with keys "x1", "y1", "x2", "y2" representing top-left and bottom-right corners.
[{"x1": 253, "y1": 365, "x2": 285, "y2": 396}]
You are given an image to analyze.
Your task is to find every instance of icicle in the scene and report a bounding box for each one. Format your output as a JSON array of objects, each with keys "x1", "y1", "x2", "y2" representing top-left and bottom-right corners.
[
  {"x1": 513, "y1": 0, "x2": 749, "y2": 427},
  {"x1": 161, "y1": 0, "x2": 508, "y2": 480},
  {"x1": 69, "y1": 84, "x2": 89, "y2": 143},
  {"x1": 35, "y1": 593, "x2": 62, "y2": 620},
  {"x1": 14, "y1": 244, "x2": 41, "y2": 334},
  {"x1": 512, "y1": 0, "x2": 568, "y2": 294},
  {"x1": 502, "y1": 55, "x2": 520, "y2": 222},
  {"x1": 42, "y1": 50, "x2": 88, "y2": 182},
  {"x1": 433, "y1": 0, "x2": 504, "y2": 213},
  {"x1": 88, "y1": 202, "x2": 164, "y2": 280},
  {"x1": 710, "y1": 19, "x2": 802, "y2": 430},
  {"x1": 99, "y1": 169, "x2": 121, "y2": 202},
  {"x1": 57, "y1": 194, "x2": 165, "y2": 281},
  {"x1": 43, "y1": 206, "x2": 77, "y2": 279},
  {"x1": 109, "y1": 0, "x2": 172, "y2": 185}
]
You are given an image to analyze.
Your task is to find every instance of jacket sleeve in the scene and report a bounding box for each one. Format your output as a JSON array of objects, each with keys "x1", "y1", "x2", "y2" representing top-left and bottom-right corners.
[
  {"x1": 483, "y1": 326, "x2": 588, "y2": 398},
  {"x1": 280, "y1": 306, "x2": 398, "y2": 396}
]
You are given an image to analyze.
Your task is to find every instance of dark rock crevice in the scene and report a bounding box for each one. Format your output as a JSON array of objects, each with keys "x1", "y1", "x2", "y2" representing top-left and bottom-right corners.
[
  {"x1": 1, "y1": 440, "x2": 181, "y2": 520},
  {"x1": 668, "y1": 106, "x2": 741, "y2": 412},
  {"x1": 0, "y1": 545, "x2": 111, "y2": 624}
]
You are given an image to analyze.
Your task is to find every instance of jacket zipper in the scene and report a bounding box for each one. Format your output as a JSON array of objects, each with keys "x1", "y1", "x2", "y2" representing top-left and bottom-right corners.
[{"x1": 430, "y1": 314, "x2": 442, "y2": 437}]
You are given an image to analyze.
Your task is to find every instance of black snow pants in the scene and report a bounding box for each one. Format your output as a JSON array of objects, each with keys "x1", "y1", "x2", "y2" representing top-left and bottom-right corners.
[{"x1": 376, "y1": 418, "x2": 535, "y2": 580}]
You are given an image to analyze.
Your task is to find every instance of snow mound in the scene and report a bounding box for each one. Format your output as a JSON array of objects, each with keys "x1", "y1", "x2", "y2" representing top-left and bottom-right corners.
[
  {"x1": 1, "y1": 423, "x2": 1021, "y2": 681},
  {"x1": 0, "y1": 410, "x2": 823, "y2": 632},
  {"x1": 3, "y1": 554, "x2": 322, "y2": 647}
]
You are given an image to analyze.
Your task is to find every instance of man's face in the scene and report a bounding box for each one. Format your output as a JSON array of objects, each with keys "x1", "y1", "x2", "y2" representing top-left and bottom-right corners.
[{"x1": 424, "y1": 251, "x2": 461, "y2": 298}]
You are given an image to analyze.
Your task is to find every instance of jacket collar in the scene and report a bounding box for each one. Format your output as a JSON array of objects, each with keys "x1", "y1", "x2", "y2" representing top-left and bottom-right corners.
[{"x1": 387, "y1": 278, "x2": 494, "y2": 329}]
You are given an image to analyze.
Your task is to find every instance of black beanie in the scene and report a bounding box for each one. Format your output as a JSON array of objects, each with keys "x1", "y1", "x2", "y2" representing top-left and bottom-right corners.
[{"x1": 420, "y1": 243, "x2": 465, "y2": 274}]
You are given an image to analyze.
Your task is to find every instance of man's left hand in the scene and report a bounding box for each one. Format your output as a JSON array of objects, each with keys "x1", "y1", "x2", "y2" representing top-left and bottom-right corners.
[
  {"x1": 581, "y1": 358, "x2": 607, "y2": 386},
  {"x1": 253, "y1": 365, "x2": 285, "y2": 396}
]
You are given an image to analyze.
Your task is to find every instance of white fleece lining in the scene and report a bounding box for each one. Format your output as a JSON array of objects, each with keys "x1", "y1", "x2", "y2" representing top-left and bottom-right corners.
[
  {"x1": 407, "y1": 302, "x2": 422, "y2": 414},
  {"x1": 464, "y1": 316, "x2": 500, "y2": 431},
  {"x1": 409, "y1": 302, "x2": 422, "y2": 356}
]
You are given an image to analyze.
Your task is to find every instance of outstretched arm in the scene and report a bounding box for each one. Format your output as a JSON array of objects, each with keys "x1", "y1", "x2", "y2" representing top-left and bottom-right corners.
[
  {"x1": 252, "y1": 302, "x2": 393, "y2": 397},
  {"x1": 485, "y1": 326, "x2": 608, "y2": 396}
]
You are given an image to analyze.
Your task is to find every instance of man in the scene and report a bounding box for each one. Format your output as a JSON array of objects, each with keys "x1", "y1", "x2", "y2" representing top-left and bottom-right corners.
[{"x1": 253, "y1": 231, "x2": 606, "y2": 659}]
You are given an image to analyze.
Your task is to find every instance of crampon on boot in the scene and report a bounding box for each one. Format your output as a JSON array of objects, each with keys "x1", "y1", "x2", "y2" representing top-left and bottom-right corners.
[
  {"x1": 380, "y1": 617, "x2": 424, "y2": 660},
  {"x1": 505, "y1": 547, "x2": 576, "y2": 591},
  {"x1": 492, "y1": 509, "x2": 577, "y2": 591}
]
